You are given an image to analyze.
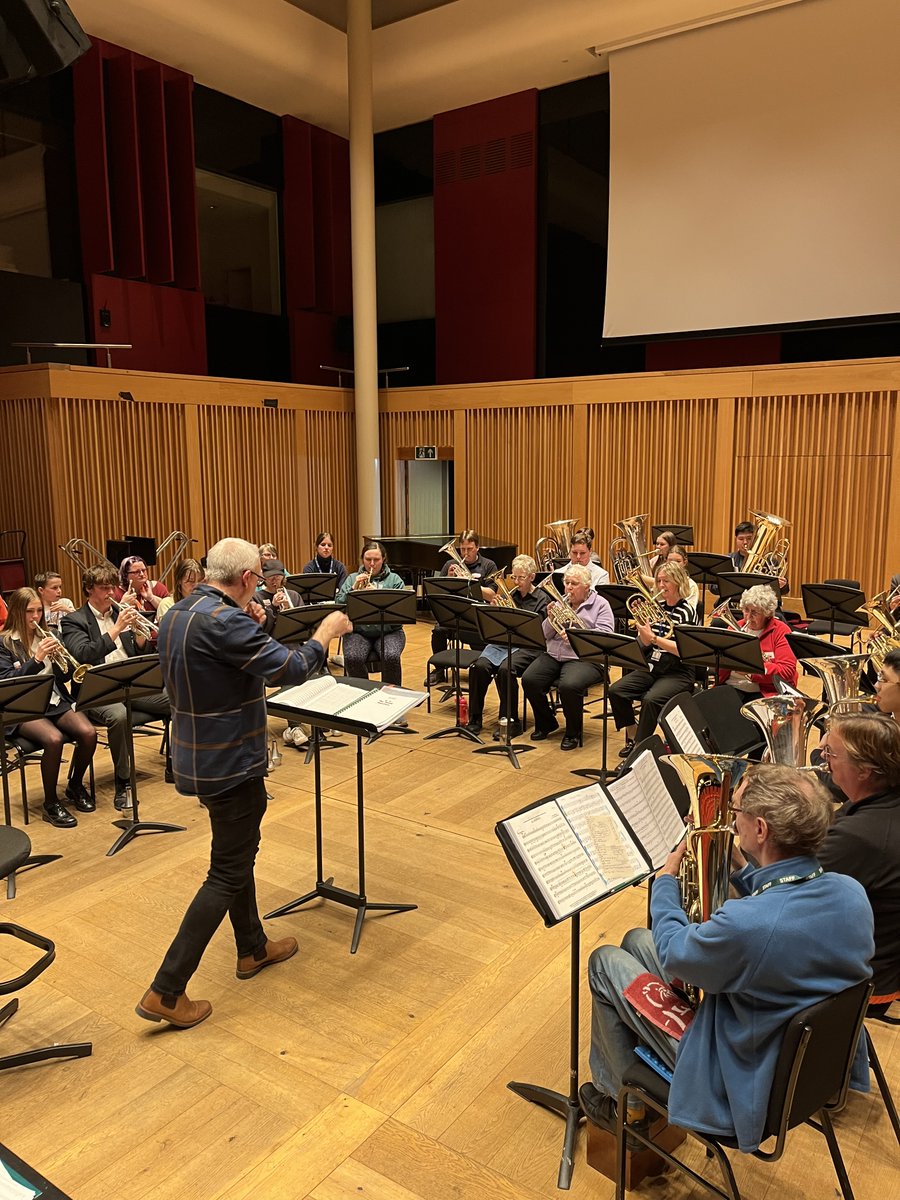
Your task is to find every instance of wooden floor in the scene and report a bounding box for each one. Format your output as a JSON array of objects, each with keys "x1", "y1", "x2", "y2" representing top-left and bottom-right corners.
[{"x1": 2, "y1": 618, "x2": 898, "y2": 1200}]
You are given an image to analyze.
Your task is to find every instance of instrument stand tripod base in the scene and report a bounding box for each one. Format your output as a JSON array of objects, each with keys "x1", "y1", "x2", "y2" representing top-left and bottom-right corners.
[
  {"x1": 475, "y1": 738, "x2": 534, "y2": 769},
  {"x1": 425, "y1": 723, "x2": 483, "y2": 743},
  {"x1": 107, "y1": 818, "x2": 186, "y2": 857},
  {"x1": 507, "y1": 1081, "x2": 582, "y2": 1189},
  {"x1": 264, "y1": 876, "x2": 417, "y2": 955},
  {"x1": 570, "y1": 767, "x2": 613, "y2": 783}
]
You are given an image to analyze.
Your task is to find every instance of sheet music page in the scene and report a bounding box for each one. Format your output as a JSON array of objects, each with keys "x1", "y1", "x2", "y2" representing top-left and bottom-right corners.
[
  {"x1": 665, "y1": 705, "x2": 705, "y2": 753},
  {"x1": 339, "y1": 686, "x2": 426, "y2": 730},
  {"x1": 556, "y1": 785, "x2": 647, "y2": 890},
  {"x1": 606, "y1": 750, "x2": 684, "y2": 869},
  {"x1": 276, "y1": 676, "x2": 361, "y2": 715},
  {"x1": 503, "y1": 803, "x2": 605, "y2": 921}
]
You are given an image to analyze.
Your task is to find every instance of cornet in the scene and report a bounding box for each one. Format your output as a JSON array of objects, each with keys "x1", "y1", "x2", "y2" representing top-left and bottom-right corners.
[
  {"x1": 118, "y1": 597, "x2": 158, "y2": 639},
  {"x1": 35, "y1": 625, "x2": 90, "y2": 684}
]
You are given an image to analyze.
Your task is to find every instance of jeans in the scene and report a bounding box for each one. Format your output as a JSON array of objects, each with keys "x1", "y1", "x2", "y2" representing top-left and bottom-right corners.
[
  {"x1": 587, "y1": 927, "x2": 680, "y2": 1098},
  {"x1": 152, "y1": 776, "x2": 268, "y2": 995}
]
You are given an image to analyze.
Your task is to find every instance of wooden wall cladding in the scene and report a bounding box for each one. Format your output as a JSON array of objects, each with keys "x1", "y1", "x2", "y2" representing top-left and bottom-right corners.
[{"x1": 302, "y1": 409, "x2": 358, "y2": 565}]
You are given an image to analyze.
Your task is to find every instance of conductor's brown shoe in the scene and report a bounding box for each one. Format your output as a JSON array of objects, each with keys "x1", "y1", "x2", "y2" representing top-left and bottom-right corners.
[
  {"x1": 135, "y1": 988, "x2": 212, "y2": 1028},
  {"x1": 236, "y1": 936, "x2": 299, "y2": 979}
]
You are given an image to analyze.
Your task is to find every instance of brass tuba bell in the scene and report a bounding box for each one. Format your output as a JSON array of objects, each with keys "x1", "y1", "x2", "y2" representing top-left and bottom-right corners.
[{"x1": 740, "y1": 695, "x2": 823, "y2": 768}]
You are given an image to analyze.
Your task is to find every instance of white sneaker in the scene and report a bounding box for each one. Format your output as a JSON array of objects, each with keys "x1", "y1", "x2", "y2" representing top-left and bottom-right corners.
[
  {"x1": 282, "y1": 728, "x2": 295, "y2": 745},
  {"x1": 289, "y1": 727, "x2": 309, "y2": 747},
  {"x1": 329, "y1": 653, "x2": 344, "y2": 667}
]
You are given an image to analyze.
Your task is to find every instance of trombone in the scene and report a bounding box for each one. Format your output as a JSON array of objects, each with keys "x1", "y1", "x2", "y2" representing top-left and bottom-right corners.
[{"x1": 35, "y1": 625, "x2": 91, "y2": 684}]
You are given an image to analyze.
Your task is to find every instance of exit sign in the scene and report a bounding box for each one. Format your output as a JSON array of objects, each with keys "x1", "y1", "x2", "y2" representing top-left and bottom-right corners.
[{"x1": 415, "y1": 445, "x2": 437, "y2": 460}]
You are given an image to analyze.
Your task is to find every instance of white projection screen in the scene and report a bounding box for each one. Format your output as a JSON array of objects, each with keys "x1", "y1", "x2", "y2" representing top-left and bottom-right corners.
[{"x1": 604, "y1": 0, "x2": 900, "y2": 339}]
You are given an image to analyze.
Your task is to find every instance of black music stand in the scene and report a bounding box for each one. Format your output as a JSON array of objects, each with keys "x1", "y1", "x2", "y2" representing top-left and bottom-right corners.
[
  {"x1": 75, "y1": 658, "x2": 184, "y2": 857},
  {"x1": 596, "y1": 584, "x2": 640, "y2": 635},
  {"x1": 425, "y1": 575, "x2": 484, "y2": 600},
  {"x1": 0, "y1": 675, "x2": 53, "y2": 826},
  {"x1": 344, "y1": 588, "x2": 419, "y2": 736},
  {"x1": 686, "y1": 552, "x2": 731, "y2": 615},
  {"x1": 471, "y1": 606, "x2": 545, "y2": 768},
  {"x1": 265, "y1": 678, "x2": 419, "y2": 953},
  {"x1": 273, "y1": 605, "x2": 348, "y2": 762},
  {"x1": 566, "y1": 630, "x2": 648, "y2": 783},
  {"x1": 786, "y1": 631, "x2": 852, "y2": 661},
  {"x1": 801, "y1": 582, "x2": 867, "y2": 642},
  {"x1": 286, "y1": 573, "x2": 339, "y2": 604},
  {"x1": 673, "y1": 625, "x2": 764, "y2": 686},
  {"x1": 423, "y1": 586, "x2": 483, "y2": 741},
  {"x1": 651, "y1": 523, "x2": 694, "y2": 545}
]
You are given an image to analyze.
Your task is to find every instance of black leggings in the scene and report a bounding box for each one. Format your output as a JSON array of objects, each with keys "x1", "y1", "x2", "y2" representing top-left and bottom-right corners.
[{"x1": 17, "y1": 709, "x2": 97, "y2": 805}]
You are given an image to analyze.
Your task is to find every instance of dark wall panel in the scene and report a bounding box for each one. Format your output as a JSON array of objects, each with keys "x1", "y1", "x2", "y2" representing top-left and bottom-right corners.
[
  {"x1": 136, "y1": 62, "x2": 174, "y2": 284},
  {"x1": 165, "y1": 74, "x2": 201, "y2": 291},
  {"x1": 289, "y1": 310, "x2": 351, "y2": 386},
  {"x1": 88, "y1": 273, "x2": 206, "y2": 374},
  {"x1": 283, "y1": 116, "x2": 317, "y2": 312},
  {"x1": 72, "y1": 44, "x2": 113, "y2": 277},
  {"x1": 434, "y1": 90, "x2": 537, "y2": 384},
  {"x1": 106, "y1": 51, "x2": 146, "y2": 279}
]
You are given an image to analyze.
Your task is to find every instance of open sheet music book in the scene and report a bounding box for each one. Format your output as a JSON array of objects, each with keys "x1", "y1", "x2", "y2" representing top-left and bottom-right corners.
[
  {"x1": 274, "y1": 676, "x2": 426, "y2": 731},
  {"x1": 496, "y1": 749, "x2": 685, "y2": 924}
]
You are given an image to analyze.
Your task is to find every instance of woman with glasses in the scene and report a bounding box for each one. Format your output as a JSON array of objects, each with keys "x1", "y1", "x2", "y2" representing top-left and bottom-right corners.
[
  {"x1": 114, "y1": 555, "x2": 169, "y2": 617},
  {"x1": 874, "y1": 648, "x2": 900, "y2": 721},
  {"x1": 818, "y1": 714, "x2": 900, "y2": 1015},
  {"x1": 716, "y1": 584, "x2": 797, "y2": 699}
]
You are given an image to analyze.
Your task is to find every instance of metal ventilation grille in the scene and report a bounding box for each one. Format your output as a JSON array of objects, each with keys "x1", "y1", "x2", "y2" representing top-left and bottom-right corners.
[
  {"x1": 483, "y1": 138, "x2": 506, "y2": 174},
  {"x1": 434, "y1": 150, "x2": 456, "y2": 186},
  {"x1": 435, "y1": 130, "x2": 535, "y2": 186},
  {"x1": 510, "y1": 130, "x2": 534, "y2": 169},
  {"x1": 459, "y1": 144, "x2": 481, "y2": 179}
]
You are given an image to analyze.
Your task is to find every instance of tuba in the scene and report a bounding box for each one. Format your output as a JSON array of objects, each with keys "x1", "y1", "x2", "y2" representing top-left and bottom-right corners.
[
  {"x1": 740, "y1": 695, "x2": 823, "y2": 768},
  {"x1": 742, "y1": 510, "x2": 791, "y2": 579},
  {"x1": 661, "y1": 753, "x2": 753, "y2": 1002},
  {"x1": 802, "y1": 653, "x2": 870, "y2": 706},
  {"x1": 439, "y1": 537, "x2": 473, "y2": 579},
  {"x1": 535, "y1": 519, "x2": 579, "y2": 572},
  {"x1": 609, "y1": 514, "x2": 654, "y2": 584}
]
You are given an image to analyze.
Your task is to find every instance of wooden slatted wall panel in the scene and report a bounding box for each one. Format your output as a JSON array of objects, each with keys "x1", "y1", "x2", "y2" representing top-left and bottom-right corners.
[
  {"x1": 198, "y1": 405, "x2": 306, "y2": 565},
  {"x1": 302, "y1": 409, "x2": 357, "y2": 561},
  {"x1": 585, "y1": 397, "x2": 720, "y2": 563},
  {"x1": 378, "y1": 409, "x2": 454, "y2": 534},
  {"x1": 46, "y1": 396, "x2": 190, "y2": 597},
  {"x1": 0, "y1": 398, "x2": 55, "y2": 586},
  {"x1": 464, "y1": 405, "x2": 574, "y2": 556},
  {"x1": 732, "y1": 391, "x2": 896, "y2": 599}
]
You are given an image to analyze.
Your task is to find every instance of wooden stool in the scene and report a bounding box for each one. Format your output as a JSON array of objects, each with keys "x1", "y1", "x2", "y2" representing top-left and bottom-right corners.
[{"x1": 585, "y1": 1113, "x2": 686, "y2": 1189}]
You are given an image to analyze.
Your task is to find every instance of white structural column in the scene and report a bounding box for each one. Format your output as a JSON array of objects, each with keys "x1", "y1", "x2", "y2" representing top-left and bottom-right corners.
[{"x1": 347, "y1": 0, "x2": 381, "y2": 537}]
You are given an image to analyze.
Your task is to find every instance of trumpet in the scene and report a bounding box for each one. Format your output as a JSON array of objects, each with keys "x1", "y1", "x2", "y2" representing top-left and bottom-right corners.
[{"x1": 34, "y1": 625, "x2": 91, "y2": 684}]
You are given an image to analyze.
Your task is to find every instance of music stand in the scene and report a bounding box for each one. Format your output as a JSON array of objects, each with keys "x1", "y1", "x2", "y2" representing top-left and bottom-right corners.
[
  {"x1": 0, "y1": 675, "x2": 53, "y2": 826},
  {"x1": 673, "y1": 625, "x2": 764, "y2": 687},
  {"x1": 75, "y1": 658, "x2": 184, "y2": 856},
  {"x1": 273, "y1": 605, "x2": 348, "y2": 762},
  {"x1": 685, "y1": 552, "x2": 732, "y2": 614},
  {"x1": 566, "y1": 631, "x2": 647, "y2": 783},
  {"x1": 651, "y1": 523, "x2": 694, "y2": 545},
  {"x1": 425, "y1": 575, "x2": 484, "y2": 600},
  {"x1": 801, "y1": 582, "x2": 867, "y2": 642},
  {"x1": 471, "y1": 606, "x2": 545, "y2": 768},
  {"x1": 422, "y1": 588, "x2": 483, "y2": 743},
  {"x1": 344, "y1": 589, "x2": 419, "y2": 737},
  {"x1": 265, "y1": 677, "x2": 419, "y2": 953},
  {"x1": 286, "y1": 573, "x2": 339, "y2": 604},
  {"x1": 786, "y1": 631, "x2": 852, "y2": 661},
  {"x1": 595, "y1": 584, "x2": 640, "y2": 635}
]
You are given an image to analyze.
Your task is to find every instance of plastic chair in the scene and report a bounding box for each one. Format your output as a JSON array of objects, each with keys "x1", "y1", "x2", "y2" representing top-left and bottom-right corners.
[
  {"x1": 0, "y1": 825, "x2": 59, "y2": 901},
  {"x1": 615, "y1": 978, "x2": 873, "y2": 1199}
]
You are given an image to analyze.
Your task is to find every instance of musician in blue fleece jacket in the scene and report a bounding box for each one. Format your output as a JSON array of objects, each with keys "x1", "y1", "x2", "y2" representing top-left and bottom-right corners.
[{"x1": 584, "y1": 764, "x2": 874, "y2": 1153}]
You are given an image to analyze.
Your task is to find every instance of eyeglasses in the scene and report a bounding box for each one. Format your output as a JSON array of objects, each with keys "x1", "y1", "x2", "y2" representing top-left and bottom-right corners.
[
  {"x1": 727, "y1": 804, "x2": 744, "y2": 816},
  {"x1": 245, "y1": 569, "x2": 265, "y2": 585},
  {"x1": 128, "y1": 567, "x2": 148, "y2": 576}
]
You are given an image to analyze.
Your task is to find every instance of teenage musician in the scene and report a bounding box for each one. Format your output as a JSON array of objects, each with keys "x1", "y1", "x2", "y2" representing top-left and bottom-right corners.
[
  {"x1": 156, "y1": 559, "x2": 203, "y2": 620},
  {"x1": 569, "y1": 529, "x2": 610, "y2": 587},
  {"x1": 302, "y1": 531, "x2": 348, "y2": 588},
  {"x1": 466, "y1": 554, "x2": 549, "y2": 738},
  {"x1": 608, "y1": 560, "x2": 698, "y2": 758},
  {"x1": 0, "y1": 587, "x2": 97, "y2": 827},
  {"x1": 521, "y1": 563, "x2": 613, "y2": 751},
  {"x1": 337, "y1": 541, "x2": 407, "y2": 686},
  {"x1": 875, "y1": 649, "x2": 900, "y2": 721},
  {"x1": 640, "y1": 530, "x2": 676, "y2": 589},
  {"x1": 426, "y1": 531, "x2": 498, "y2": 686},
  {"x1": 35, "y1": 570, "x2": 75, "y2": 630}
]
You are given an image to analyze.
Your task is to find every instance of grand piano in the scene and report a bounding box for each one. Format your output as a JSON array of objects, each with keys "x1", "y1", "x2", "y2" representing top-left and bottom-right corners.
[{"x1": 370, "y1": 534, "x2": 518, "y2": 592}]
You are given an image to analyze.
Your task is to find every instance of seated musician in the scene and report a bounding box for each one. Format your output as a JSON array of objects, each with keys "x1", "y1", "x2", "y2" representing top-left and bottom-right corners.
[
  {"x1": 608, "y1": 561, "x2": 698, "y2": 759},
  {"x1": 302, "y1": 531, "x2": 348, "y2": 589},
  {"x1": 156, "y1": 559, "x2": 204, "y2": 620},
  {"x1": 582, "y1": 764, "x2": 873, "y2": 1148},
  {"x1": 569, "y1": 529, "x2": 610, "y2": 587},
  {"x1": 254, "y1": 559, "x2": 303, "y2": 635},
  {"x1": 426, "y1": 531, "x2": 498, "y2": 686},
  {"x1": 337, "y1": 541, "x2": 407, "y2": 686},
  {"x1": 521, "y1": 563, "x2": 613, "y2": 751},
  {"x1": 639, "y1": 530, "x2": 676, "y2": 589},
  {"x1": 817, "y1": 715, "x2": 900, "y2": 1017},
  {"x1": 716, "y1": 584, "x2": 798, "y2": 700},
  {"x1": 466, "y1": 554, "x2": 549, "y2": 738},
  {"x1": 114, "y1": 556, "x2": 169, "y2": 619},
  {"x1": 667, "y1": 546, "x2": 700, "y2": 614},
  {"x1": 875, "y1": 649, "x2": 900, "y2": 721},
  {"x1": 728, "y1": 521, "x2": 755, "y2": 571},
  {"x1": 61, "y1": 565, "x2": 170, "y2": 811},
  {"x1": 35, "y1": 570, "x2": 75, "y2": 630},
  {"x1": 0, "y1": 587, "x2": 97, "y2": 828}
]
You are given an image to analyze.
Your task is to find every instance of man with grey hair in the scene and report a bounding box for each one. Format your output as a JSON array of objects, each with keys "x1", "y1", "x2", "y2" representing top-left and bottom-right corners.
[
  {"x1": 582, "y1": 764, "x2": 874, "y2": 1152},
  {"x1": 521, "y1": 563, "x2": 613, "y2": 750},
  {"x1": 136, "y1": 537, "x2": 351, "y2": 1029}
]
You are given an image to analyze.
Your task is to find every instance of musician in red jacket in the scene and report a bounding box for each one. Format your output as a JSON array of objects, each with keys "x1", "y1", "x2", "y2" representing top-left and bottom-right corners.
[{"x1": 717, "y1": 584, "x2": 798, "y2": 699}]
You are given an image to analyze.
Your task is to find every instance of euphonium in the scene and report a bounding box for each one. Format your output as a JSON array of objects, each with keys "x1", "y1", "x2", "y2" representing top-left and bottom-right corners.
[
  {"x1": 661, "y1": 753, "x2": 753, "y2": 1002},
  {"x1": 535, "y1": 519, "x2": 579, "y2": 572},
  {"x1": 622, "y1": 568, "x2": 674, "y2": 636},
  {"x1": 439, "y1": 537, "x2": 473, "y2": 579},
  {"x1": 609, "y1": 513, "x2": 654, "y2": 584},
  {"x1": 743, "y1": 510, "x2": 791, "y2": 579},
  {"x1": 537, "y1": 575, "x2": 586, "y2": 636},
  {"x1": 740, "y1": 695, "x2": 823, "y2": 768},
  {"x1": 35, "y1": 625, "x2": 91, "y2": 683}
]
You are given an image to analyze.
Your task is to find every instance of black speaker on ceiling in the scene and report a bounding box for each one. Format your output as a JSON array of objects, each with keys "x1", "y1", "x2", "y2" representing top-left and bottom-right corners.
[{"x1": 0, "y1": 0, "x2": 91, "y2": 90}]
